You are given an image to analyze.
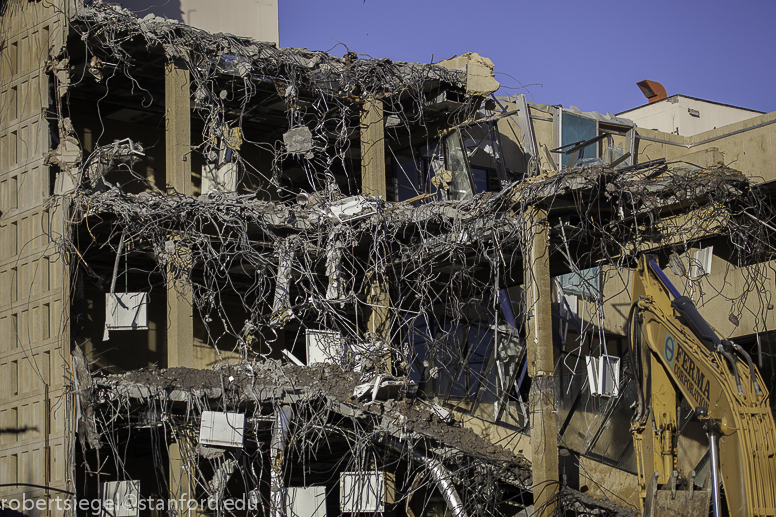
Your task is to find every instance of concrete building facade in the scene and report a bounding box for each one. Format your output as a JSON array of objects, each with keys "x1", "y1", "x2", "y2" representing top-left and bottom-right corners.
[
  {"x1": 2, "y1": 2, "x2": 776, "y2": 517},
  {"x1": 0, "y1": 1, "x2": 71, "y2": 513}
]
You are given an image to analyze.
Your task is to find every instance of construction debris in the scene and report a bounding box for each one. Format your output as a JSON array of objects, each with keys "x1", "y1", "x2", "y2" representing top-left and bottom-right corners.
[{"x1": 4, "y1": 2, "x2": 776, "y2": 517}]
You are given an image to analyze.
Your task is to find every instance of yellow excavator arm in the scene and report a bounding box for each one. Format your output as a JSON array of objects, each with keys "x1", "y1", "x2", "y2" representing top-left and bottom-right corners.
[{"x1": 628, "y1": 255, "x2": 776, "y2": 517}]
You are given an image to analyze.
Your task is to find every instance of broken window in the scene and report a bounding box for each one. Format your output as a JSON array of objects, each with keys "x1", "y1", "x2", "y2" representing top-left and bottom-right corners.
[
  {"x1": 559, "y1": 111, "x2": 598, "y2": 168},
  {"x1": 553, "y1": 110, "x2": 634, "y2": 169},
  {"x1": 557, "y1": 266, "x2": 602, "y2": 301},
  {"x1": 443, "y1": 130, "x2": 475, "y2": 201},
  {"x1": 394, "y1": 131, "x2": 475, "y2": 202}
]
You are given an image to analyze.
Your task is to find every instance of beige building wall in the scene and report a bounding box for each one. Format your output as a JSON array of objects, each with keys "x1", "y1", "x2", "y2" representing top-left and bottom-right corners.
[
  {"x1": 612, "y1": 114, "x2": 776, "y2": 338},
  {"x1": 0, "y1": 1, "x2": 71, "y2": 514},
  {"x1": 119, "y1": 0, "x2": 279, "y2": 44},
  {"x1": 619, "y1": 95, "x2": 763, "y2": 137},
  {"x1": 635, "y1": 111, "x2": 776, "y2": 183},
  {"x1": 495, "y1": 104, "x2": 776, "y2": 338},
  {"x1": 596, "y1": 113, "x2": 776, "y2": 337}
]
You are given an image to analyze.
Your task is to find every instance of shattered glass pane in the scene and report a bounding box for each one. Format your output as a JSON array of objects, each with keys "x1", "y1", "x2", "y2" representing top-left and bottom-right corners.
[
  {"x1": 617, "y1": 442, "x2": 638, "y2": 474},
  {"x1": 556, "y1": 372, "x2": 588, "y2": 451},
  {"x1": 444, "y1": 131, "x2": 475, "y2": 201},
  {"x1": 471, "y1": 167, "x2": 491, "y2": 194},
  {"x1": 467, "y1": 324, "x2": 498, "y2": 401}
]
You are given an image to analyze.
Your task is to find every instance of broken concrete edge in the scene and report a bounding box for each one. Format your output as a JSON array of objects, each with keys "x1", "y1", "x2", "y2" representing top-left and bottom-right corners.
[
  {"x1": 437, "y1": 52, "x2": 500, "y2": 97},
  {"x1": 62, "y1": 162, "x2": 748, "y2": 314},
  {"x1": 83, "y1": 363, "x2": 522, "y2": 469},
  {"x1": 71, "y1": 163, "x2": 748, "y2": 237},
  {"x1": 559, "y1": 487, "x2": 640, "y2": 517},
  {"x1": 71, "y1": 3, "x2": 469, "y2": 98},
  {"x1": 77, "y1": 360, "x2": 638, "y2": 515},
  {"x1": 87, "y1": 362, "x2": 520, "y2": 461}
]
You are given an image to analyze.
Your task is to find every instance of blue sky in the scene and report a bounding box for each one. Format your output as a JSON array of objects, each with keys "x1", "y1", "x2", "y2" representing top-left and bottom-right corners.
[{"x1": 279, "y1": 0, "x2": 776, "y2": 115}]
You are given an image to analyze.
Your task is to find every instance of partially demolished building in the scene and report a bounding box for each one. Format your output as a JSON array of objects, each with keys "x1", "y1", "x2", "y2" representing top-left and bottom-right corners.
[{"x1": 2, "y1": 2, "x2": 776, "y2": 517}]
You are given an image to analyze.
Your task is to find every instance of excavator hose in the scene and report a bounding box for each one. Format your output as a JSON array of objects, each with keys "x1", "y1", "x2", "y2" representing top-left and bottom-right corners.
[{"x1": 625, "y1": 301, "x2": 645, "y2": 423}]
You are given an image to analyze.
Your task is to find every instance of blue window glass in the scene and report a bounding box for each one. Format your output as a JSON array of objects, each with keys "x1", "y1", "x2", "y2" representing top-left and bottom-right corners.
[
  {"x1": 561, "y1": 112, "x2": 597, "y2": 168},
  {"x1": 558, "y1": 266, "x2": 600, "y2": 300}
]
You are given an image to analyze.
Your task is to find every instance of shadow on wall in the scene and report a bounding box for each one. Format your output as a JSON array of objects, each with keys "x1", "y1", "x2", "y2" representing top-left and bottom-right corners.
[{"x1": 116, "y1": 0, "x2": 184, "y2": 21}]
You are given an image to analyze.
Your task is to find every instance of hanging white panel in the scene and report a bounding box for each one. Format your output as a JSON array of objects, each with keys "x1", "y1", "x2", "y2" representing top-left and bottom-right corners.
[
  {"x1": 339, "y1": 472, "x2": 393, "y2": 513},
  {"x1": 199, "y1": 411, "x2": 245, "y2": 447},
  {"x1": 105, "y1": 293, "x2": 148, "y2": 330},
  {"x1": 586, "y1": 355, "x2": 600, "y2": 396},
  {"x1": 285, "y1": 487, "x2": 327, "y2": 517},
  {"x1": 691, "y1": 247, "x2": 713, "y2": 278},
  {"x1": 101, "y1": 480, "x2": 141, "y2": 517},
  {"x1": 201, "y1": 162, "x2": 237, "y2": 193},
  {"x1": 597, "y1": 355, "x2": 620, "y2": 398},
  {"x1": 306, "y1": 329, "x2": 344, "y2": 365}
]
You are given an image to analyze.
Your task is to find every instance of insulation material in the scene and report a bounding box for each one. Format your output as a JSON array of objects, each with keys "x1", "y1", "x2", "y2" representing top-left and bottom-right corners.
[{"x1": 325, "y1": 196, "x2": 377, "y2": 223}]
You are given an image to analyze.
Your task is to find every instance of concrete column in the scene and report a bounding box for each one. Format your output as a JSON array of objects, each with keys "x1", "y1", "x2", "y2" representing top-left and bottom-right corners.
[
  {"x1": 166, "y1": 241, "x2": 193, "y2": 368},
  {"x1": 168, "y1": 441, "x2": 195, "y2": 517},
  {"x1": 165, "y1": 59, "x2": 192, "y2": 195},
  {"x1": 361, "y1": 97, "x2": 390, "y2": 369},
  {"x1": 523, "y1": 206, "x2": 559, "y2": 516},
  {"x1": 367, "y1": 271, "x2": 391, "y2": 370},
  {"x1": 360, "y1": 97, "x2": 386, "y2": 198},
  {"x1": 165, "y1": 59, "x2": 194, "y2": 368}
]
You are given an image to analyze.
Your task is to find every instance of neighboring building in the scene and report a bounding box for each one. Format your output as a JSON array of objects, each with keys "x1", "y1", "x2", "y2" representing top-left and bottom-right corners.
[
  {"x1": 0, "y1": 1, "x2": 70, "y2": 513},
  {"x1": 618, "y1": 83, "x2": 763, "y2": 136},
  {"x1": 118, "y1": 0, "x2": 279, "y2": 45},
  {"x1": 3, "y1": 3, "x2": 776, "y2": 517}
]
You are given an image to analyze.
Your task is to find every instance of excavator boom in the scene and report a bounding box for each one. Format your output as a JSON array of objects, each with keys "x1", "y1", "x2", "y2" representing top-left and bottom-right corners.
[{"x1": 629, "y1": 255, "x2": 776, "y2": 516}]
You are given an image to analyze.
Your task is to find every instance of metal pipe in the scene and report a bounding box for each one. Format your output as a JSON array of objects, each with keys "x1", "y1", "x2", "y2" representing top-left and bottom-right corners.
[
  {"x1": 626, "y1": 303, "x2": 645, "y2": 423},
  {"x1": 411, "y1": 451, "x2": 466, "y2": 517},
  {"x1": 109, "y1": 231, "x2": 126, "y2": 295},
  {"x1": 385, "y1": 437, "x2": 466, "y2": 517},
  {"x1": 708, "y1": 426, "x2": 722, "y2": 517},
  {"x1": 756, "y1": 332, "x2": 764, "y2": 369},
  {"x1": 270, "y1": 406, "x2": 293, "y2": 517}
]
